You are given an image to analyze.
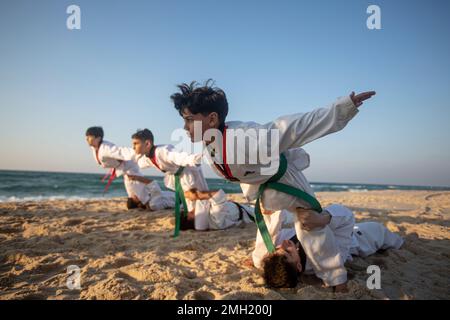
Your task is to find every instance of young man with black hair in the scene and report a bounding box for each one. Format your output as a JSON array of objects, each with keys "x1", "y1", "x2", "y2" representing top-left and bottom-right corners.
[
  {"x1": 131, "y1": 128, "x2": 209, "y2": 236},
  {"x1": 170, "y1": 79, "x2": 376, "y2": 289}
]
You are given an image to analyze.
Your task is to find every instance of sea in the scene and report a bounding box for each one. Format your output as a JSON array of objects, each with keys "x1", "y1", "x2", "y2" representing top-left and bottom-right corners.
[{"x1": 0, "y1": 170, "x2": 449, "y2": 203}]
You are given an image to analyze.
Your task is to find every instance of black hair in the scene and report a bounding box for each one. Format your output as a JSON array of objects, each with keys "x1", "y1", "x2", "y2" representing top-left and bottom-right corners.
[
  {"x1": 262, "y1": 237, "x2": 306, "y2": 288},
  {"x1": 127, "y1": 198, "x2": 139, "y2": 210},
  {"x1": 262, "y1": 252, "x2": 299, "y2": 288},
  {"x1": 85, "y1": 126, "x2": 104, "y2": 139},
  {"x1": 180, "y1": 212, "x2": 195, "y2": 230},
  {"x1": 131, "y1": 129, "x2": 154, "y2": 143},
  {"x1": 170, "y1": 79, "x2": 228, "y2": 125}
]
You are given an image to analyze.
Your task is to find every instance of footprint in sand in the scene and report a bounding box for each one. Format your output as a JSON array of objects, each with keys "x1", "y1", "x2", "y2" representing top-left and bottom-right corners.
[
  {"x1": 192, "y1": 290, "x2": 215, "y2": 300},
  {"x1": 182, "y1": 269, "x2": 197, "y2": 279},
  {"x1": 424, "y1": 193, "x2": 447, "y2": 201},
  {"x1": 220, "y1": 291, "x2": 264, "y2": 300},
  {"x1": 0, "y1": 275, "x2": 14, "y2": 287},
  {"x1": 107, "y1": 257, "x2": 137, "y2": 268},
  {"x1": 63, "y1": 218, "x2": 83, "y2": 227},
  {"x1": 0, "y1": 226, "x2": 22, "y2": 234},
  {"x1": 80, "y1": 276, "x2": 141, "y2": 300},
  {"x1": 368, "y1": 257, "x2": 388, "y2": 269},
  {"x1": 19, "y1": 292, "x2": 47, "y2": 300}
]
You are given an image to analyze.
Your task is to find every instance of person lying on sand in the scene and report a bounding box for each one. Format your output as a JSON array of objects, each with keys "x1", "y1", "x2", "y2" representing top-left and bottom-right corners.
[
  {"x1": 250, "y1": 204, "x2": 403, "y2": 292},
  {"x1": 125, "y1": 175, "x2": 176, "y2": 211},
  {"x1": 180, "y1": 189, "x2": 255, "y2": 230}
]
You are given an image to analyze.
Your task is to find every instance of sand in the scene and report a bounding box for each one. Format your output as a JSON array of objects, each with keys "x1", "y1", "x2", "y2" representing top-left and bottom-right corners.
[{"x1": 0, "y1": 190, "x2": 449, "y2": 300}]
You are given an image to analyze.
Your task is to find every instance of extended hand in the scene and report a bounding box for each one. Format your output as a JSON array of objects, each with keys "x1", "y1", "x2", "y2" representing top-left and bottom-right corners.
[
  {"x1": 350, "y1": 91, "x2": 376, "y2": 107},
  {"x1": 184, "y1": 189, "x2": 198, "y2": 201}
]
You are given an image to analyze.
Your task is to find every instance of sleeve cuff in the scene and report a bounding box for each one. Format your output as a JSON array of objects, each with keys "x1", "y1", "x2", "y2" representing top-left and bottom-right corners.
[
  {"x1": 322, "y1": 269, "x2": 348, "y2": 287},
  {"x1": 337, "y1": 95, "x2": 359, "y2": 121}
]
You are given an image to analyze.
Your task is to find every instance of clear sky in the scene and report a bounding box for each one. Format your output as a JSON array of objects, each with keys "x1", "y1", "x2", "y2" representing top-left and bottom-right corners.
[{"x1": 0, "y1": 0, "x2": 449, "y2": 187}]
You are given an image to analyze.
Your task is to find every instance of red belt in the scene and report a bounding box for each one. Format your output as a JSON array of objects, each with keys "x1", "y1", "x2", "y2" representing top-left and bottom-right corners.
[{"x1": 101, "y1": 168, "x2": 117, "y2": 193}]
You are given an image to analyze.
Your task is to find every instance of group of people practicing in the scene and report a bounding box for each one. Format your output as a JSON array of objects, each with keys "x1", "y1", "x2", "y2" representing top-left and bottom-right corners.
[{"x1": 85, "y1": 80, "x2": 403, "y2": 292}]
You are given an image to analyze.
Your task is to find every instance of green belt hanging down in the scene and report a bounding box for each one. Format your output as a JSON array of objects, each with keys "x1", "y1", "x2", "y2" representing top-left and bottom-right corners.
[
  {"x1": 173, "y1": 166, "x2": 188, "y2": 238},
  {"x1": 254, "y1": 153, "x2": 323, "y2": 253}
]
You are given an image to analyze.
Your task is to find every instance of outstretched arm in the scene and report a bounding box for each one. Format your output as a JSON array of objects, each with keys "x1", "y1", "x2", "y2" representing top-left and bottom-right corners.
[
  {"x1": 166, "y1": 150, "x2": 203, "y2": 168},
  {"x1": 184, "y1": 189, "x2": 219, "y2": 201},
  {"x1": 103, "y1": 144, "x2": 137, "y2": 161},
  {"x1": 263, "y1": 91, "x2": 376, "y2": 153},
  {"x1": 160, "y1": 145, "x2": 203, "y2": 168},
  {"x1": 127, "y1": 175, "x2": 152, "y2": 185}
]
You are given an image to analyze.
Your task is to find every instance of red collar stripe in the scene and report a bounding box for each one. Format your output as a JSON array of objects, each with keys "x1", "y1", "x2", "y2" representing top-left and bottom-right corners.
[
  {"x1": 149, "y1": 147, "x2": 163, "y2": 172},
  {"x1": 150, "y1": 155, "x2": 162, "y2": 171},
  {"x1": 219, "y1": 126, "x2": 239, "y2": 182}
]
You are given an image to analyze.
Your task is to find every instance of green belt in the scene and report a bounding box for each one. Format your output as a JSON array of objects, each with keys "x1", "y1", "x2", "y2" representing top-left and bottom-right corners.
[
  {"x1": 173, "y1": 166, "x2": 188, "y2": 238},
  {"x1": 254, "y1": 154, "x2": 323, "y2": 253}
]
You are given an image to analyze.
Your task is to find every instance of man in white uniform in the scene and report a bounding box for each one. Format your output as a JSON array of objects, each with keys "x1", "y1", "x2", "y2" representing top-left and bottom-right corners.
[
  {"x1": 85, "y1": 126, "x2": 168, "y2": 210},
  {"x1": 131, "y1": 129, "x2": 209, "y2": 212},
  {"x1": 170, "y1": 80, "x2": 376, "y2": 288},
  {"x1": 253, "y1": 204, "x2": 403, "y2": 289}
]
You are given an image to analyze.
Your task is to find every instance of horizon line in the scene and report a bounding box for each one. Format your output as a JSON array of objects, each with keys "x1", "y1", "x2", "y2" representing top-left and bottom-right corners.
[{"x1": 1, "y1": 168, "x2": 449, "y2": 189}]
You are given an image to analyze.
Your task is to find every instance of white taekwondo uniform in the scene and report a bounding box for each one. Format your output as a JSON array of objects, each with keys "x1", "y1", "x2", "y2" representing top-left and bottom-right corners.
[
  {"x1": 193, "y1": 189, "x2": 255, "y2": 230},
  {"x1": 91, "y1": 140, "x2": 151, "y2": 205},
  {"x1": 145, "y1": 180, "x2": 176, "y2": 211},
  {"x1": 252, "y1": 204, "x2": 404, "y2": 283},
  {"x1": 204, "y1": 95, "x2": 361, "y2": 286},
  {"x1": 138, "y1": 144, "x2": 209, "y2": 212}
]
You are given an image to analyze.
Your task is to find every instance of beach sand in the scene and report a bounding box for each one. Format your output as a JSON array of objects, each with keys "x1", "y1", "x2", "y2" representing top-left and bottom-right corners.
[{"x1": 0, "y1": 190, "x2": 449, "y2": 300}]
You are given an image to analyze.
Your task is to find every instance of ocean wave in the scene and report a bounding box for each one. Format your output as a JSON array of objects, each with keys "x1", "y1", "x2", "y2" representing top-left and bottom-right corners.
[
  {"x1": 348, "y1": 189, "x2": 369, "y2": 193},
  {"x1": 0, "y1": 195, "x2": 118, "y2": 203},
  {"x1": 1, "y1": 171, "x2": 449, "y2": 202}
]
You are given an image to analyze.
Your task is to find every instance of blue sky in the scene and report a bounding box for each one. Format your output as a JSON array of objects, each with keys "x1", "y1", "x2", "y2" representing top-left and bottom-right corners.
[{"x1": 0, "y1": 0, "x2": 449, "y2": 187}]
